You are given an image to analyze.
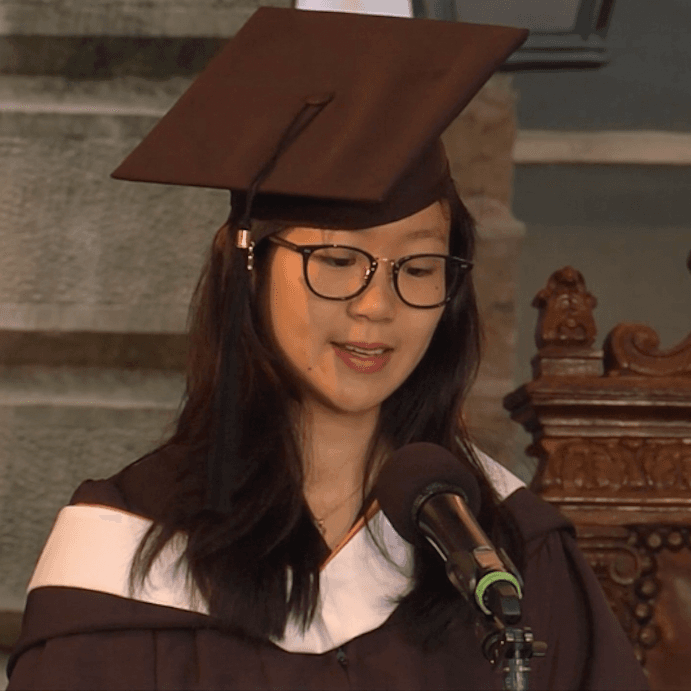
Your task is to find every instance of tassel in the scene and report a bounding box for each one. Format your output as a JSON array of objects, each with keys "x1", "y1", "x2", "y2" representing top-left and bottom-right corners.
[{"x1": 204, "y1": 246, "x2": 251, "y2": 515}]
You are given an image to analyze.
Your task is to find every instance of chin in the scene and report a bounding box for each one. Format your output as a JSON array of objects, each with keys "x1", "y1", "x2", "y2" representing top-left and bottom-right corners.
[
  {"x1": 321, "y1": 395, "x2": 382, "y2": 416},
  {"x1": 313, "y1": 386, "x2": 388, "y2": 416},
  {"x1": 301, "y1": 362, "x2": 408, "y2": 416}
]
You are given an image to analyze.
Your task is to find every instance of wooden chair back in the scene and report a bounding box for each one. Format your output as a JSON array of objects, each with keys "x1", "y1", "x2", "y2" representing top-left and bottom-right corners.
[{"x1": 504, "y1": 261, "x2": 691, "y2": 690}]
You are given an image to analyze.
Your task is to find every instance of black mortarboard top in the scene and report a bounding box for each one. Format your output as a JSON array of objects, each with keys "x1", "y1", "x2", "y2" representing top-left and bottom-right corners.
[
  {"x1": 112, "y1": 7, "x2": 528, "y2": 239},
  {"x1": 110, "y1": 8, "x2": 528, "y2": 516}
]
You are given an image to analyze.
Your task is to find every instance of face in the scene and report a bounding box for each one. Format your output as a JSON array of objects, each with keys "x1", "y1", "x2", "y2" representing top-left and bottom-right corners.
[{"x1": 266, "y1": 201, "x2": 450, "y2": 417}]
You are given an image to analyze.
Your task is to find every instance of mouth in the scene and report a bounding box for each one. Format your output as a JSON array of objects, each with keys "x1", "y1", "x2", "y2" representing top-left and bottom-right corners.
[
  {"x1": 332, "y1": 342, "x2": 394, "y2": 374},
  {"x1": 333, "y1": 342, "x2": 394, "y2": 357}
]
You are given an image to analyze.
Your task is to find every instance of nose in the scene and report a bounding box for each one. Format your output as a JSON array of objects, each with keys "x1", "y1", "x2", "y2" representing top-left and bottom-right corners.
[{"x1": 348, "y1": 260, "x2": 397, "y2": 317}]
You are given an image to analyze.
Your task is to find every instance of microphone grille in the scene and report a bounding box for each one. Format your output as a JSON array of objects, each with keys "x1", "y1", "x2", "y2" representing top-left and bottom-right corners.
[{"x1": 373, "y1": 442, "x2": 481, "y2": 545}]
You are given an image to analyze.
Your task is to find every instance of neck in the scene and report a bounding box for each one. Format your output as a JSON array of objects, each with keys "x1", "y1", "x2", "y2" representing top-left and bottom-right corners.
[
  {"x1": 300, "y1": 402, "x2": 379, "y2": 492},
  {"x1": 297, "y1": 400, "x2": 389, "y2": 547}
]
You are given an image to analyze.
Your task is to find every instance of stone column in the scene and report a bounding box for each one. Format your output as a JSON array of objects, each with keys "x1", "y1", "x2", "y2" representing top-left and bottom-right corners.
[{"x1": 442, "y1": 74, "x2": 528, "y2": 479}]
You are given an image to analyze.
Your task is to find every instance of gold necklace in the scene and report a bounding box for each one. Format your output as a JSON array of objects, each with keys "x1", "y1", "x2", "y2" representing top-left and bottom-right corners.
[{"x1": 314, "y1": 486, "x2": 361, "y2": 535}]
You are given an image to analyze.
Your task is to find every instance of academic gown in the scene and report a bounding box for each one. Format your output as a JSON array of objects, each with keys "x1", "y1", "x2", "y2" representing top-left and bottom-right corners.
[{"x1": 6, "y1": 448, "x2": 648, "y2": 691}]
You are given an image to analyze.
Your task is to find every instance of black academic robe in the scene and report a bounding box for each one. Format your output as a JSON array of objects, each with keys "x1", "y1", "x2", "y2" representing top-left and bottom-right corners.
[{"x1": 6, "y1": 450, "x2": 648, "y2": 691}]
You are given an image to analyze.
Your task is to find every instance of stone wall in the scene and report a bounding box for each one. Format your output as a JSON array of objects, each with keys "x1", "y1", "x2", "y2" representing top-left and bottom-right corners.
[
  {"x1": 0, "y1": 2, "x2": 524, "y2": 636},
  {"x1": 0, "y1": 0, "x2": 290, "y2": 650}
]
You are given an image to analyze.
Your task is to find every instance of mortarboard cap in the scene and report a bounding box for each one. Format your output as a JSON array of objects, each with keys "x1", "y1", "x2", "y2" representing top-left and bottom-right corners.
[{"x1": 112, "y1": 7, "x2": 528, "y2": 238}]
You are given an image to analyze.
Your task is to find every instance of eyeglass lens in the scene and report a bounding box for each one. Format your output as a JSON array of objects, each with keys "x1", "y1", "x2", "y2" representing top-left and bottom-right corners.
[{"x1": 306, "y1": 247, "x2": 462, "y2": 307}]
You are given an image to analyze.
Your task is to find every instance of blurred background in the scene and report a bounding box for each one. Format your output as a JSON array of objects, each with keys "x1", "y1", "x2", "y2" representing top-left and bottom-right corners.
[{"x1": 1, "y1": 0, "x2": 689, "y2": 686}]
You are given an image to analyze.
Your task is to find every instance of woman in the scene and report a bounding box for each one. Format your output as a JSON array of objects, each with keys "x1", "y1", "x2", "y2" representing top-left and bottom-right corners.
[{"x1": 7, "y1": 7, "x2": 648, "y2": 690}]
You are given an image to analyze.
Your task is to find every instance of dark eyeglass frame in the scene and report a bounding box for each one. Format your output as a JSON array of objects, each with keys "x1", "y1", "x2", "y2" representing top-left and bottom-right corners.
[{"x1": 267, "y1": 235, "x2": 473, "y2": 309}]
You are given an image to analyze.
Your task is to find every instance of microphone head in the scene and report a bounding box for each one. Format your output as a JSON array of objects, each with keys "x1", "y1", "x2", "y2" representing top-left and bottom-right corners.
[{"x1": 374, "y1": 442, "x2": 482, "y2": 546}]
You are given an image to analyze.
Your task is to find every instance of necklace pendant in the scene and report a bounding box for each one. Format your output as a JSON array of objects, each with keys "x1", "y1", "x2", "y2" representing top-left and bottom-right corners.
[{"x1": 316, "y1": 519, "x2": 326, "y2": 535}]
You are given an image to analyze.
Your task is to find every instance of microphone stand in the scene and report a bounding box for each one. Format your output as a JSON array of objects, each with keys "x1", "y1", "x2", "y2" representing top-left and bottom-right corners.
[
  {"x1": 473, "y1": 585, "x2": 547, "y2": 691},
  {"x1": 445, "y1": 553, "x2": 546, "y2": 690}
]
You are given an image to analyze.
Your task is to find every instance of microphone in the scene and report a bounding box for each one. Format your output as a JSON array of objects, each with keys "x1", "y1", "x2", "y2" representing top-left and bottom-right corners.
[{"x1": 374, "y1": 442, "x2": 524, "y2": 625}]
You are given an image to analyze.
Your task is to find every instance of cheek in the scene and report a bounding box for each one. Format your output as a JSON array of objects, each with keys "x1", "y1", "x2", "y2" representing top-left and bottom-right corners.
[
  {"x1": 404, "y1": 312, "x2": 444, "y2": 366},
  {"x1": 270, "y1": 272, "x2": 305, "y2": 349},
  {"x1": 268, "y1": 268, "x2": 333, "y2": 369}
]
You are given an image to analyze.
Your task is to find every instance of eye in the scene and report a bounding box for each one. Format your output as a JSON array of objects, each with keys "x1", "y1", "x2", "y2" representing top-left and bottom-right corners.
[
  {"x1": 402, "y1": 257, "x2": 443, "y2": 278},
  {"x1": 313, "y1": 248, "x2": 360, "y2": 268},
  {"x1": 405, "y1": 265, "x2": 435, "y2": 278}
]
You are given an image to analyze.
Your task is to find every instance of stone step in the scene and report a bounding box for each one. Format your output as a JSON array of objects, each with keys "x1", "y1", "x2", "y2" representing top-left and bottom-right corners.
[
  {"x1": 1, "y1": 36, "x2": 227, "y2": 78},
  {"x1": 0, "y1": 365, "x2": 184, "y2": 408},
  {"x1": 0, "y1": 74, "x2": 188, "y2": 113},
  {"x1": 0, "y1": 1, "x2": 290, "y2": 76},
  {"x1": 0, "y1": 0, "x2": 287, "y2": 37},
  {"x1": 0, "y1": 330, "x2": 187, "y2": 368}
]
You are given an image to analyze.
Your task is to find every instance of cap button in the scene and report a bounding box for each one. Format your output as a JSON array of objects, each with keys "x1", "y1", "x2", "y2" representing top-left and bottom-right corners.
[{"x1": 304, "y1": 92, "x2": 335, "y2": 106}]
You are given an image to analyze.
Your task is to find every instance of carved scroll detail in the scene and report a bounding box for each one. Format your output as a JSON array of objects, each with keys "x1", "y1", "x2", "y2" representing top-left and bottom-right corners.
[
  {"x1": 605, "y1": 323, "x2": 691, "y2": 376},
  {"x1": 532, "y1": 266, "x2": 598, "y2": 350},
  {"x1": 579, "y1": 533, "x2": 645, "y2": 659},
  {"x1": 540, "y1": 438, "x2": 691, "y2": 495},
  {"x1": 580, "y1": 526, "x2": 691, "y2": 667}
]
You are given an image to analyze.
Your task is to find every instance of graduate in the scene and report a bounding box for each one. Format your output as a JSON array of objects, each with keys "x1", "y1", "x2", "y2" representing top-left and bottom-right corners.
[{"x1": 7, "y1": 7, "x2": 648, "y2": 690}]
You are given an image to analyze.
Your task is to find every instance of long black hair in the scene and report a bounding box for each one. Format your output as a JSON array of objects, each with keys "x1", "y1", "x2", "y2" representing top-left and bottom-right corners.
[{"x1": 126, "y1": 181, "x2": 523, "y2": 645}]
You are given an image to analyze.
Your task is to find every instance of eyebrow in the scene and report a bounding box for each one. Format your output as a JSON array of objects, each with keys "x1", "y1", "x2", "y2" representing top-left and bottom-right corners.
[
  {"x1": 402, "y1": 228, "x2": 447, "y2": 242},
  {"x1": 315, "y1": 227, "x2": 447, "y2": 244}
]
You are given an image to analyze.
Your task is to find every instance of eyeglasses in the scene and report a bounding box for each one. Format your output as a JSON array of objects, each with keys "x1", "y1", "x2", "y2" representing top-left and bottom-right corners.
[{"x1": 267, "y1": 236, "x2": 472, "y2": 309}]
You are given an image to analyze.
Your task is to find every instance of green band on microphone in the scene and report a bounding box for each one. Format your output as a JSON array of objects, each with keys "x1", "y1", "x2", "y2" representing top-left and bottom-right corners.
[{"x1": 475, "y1": 572, "x2": 523, "y2": 616}]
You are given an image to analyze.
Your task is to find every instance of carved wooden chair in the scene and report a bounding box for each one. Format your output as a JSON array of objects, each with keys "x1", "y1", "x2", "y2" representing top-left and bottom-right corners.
[{"x1": 505, "y1": 257, "x2": 691, "y2": 690}]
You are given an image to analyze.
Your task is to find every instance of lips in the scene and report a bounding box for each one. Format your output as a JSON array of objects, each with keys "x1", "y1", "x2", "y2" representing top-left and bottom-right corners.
[
  {"x1": 334, "y1": 342, "x2": 394, "y2": 354},
  {"x1": 333, "y1": 343, "x2": 393, "y2": 373},
  {"x1": 343, "y1": 342, "x2": 392, "y2": 349}
]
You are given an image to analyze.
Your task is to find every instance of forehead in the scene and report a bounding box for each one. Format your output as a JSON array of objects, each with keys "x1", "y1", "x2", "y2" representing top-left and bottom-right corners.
[{"x1": 282, "y1": 200, "x2": 450, "y2": 246}]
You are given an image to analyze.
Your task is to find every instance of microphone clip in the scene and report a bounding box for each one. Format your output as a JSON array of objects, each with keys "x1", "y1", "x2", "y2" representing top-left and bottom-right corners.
[
  {"x1": 480, "y1": 623, "x2": 547, "y2": 691},
  {"x1": 445, "y1": 546, "x2": 524, "y2": 624}
]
